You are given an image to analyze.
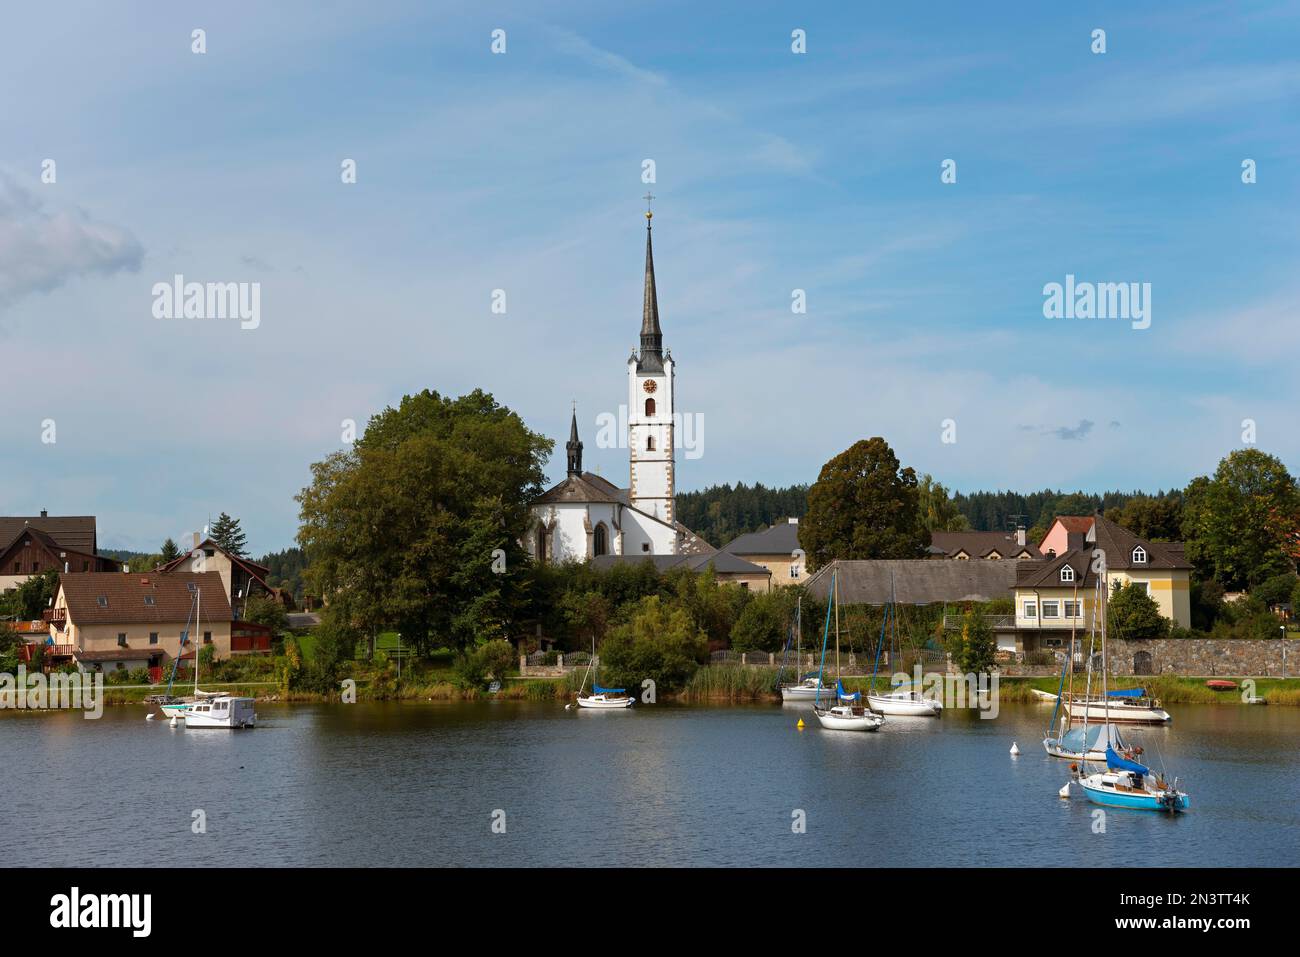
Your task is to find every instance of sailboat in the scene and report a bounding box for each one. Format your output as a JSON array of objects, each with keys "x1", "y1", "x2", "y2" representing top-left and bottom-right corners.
[
  {"x1": 779, "y1": 597, "x2": 836, "y2": 702},
  {"x1": 147, "y1": 588, "x2": 226, "y2": 720},
  {"x1": 1069, "y1": 572, "x2": 1188, "y2": 813},
  {"x1": 865, "y1": 574, "x2": 941, "y2": 717},
  {"x1": 1043, "y1": 580, "x2": 1132, "y2": 760},
  {"x1": 813, "y1": 570, "x2": 884, "y2": 732},
  {"x1": 574, "y1": 635, "x2": 634, "y2": 710}
]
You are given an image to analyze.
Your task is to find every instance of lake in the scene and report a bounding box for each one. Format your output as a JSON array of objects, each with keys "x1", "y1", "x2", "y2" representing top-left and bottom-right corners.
[{"x1": 3, "y1": 700, "x2": 1297, "y2": 867}]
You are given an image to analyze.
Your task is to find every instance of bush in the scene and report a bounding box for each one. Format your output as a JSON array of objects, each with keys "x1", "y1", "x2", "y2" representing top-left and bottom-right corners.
[
  {"x1": 454, "y1": 638, "x2": 517, "y2": 689},
  {"x1": 597, "y1": 595, "x2": 707, "y2": 693},
  {"x1": 1108, "y1": 583, "x2": 1170, "y2": 641},
  {"x1": 948, "y1": 610, "x2": 996, "y2": 675}
]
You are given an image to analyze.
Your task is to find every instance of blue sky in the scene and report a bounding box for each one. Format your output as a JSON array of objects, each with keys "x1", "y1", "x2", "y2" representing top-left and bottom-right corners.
[{"x1": 1, "y1": 1, "x2": 1297, "y2": 554}]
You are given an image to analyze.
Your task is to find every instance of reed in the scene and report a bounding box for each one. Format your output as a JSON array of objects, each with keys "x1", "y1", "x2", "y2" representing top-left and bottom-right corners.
[{"x1": 682, "y1": 666, "x2": 781, "y2": 702}]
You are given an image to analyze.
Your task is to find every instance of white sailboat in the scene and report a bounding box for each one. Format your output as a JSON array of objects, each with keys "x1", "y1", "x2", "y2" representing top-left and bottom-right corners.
[
  {"x1": 183, "y1": 695, "x2": 257, "y2": 729},
  {"x1": 148, "y1": 588, "x2": 226, "y2": 720},
  {"x1": 574, "y1": 636, "x2": 634, "y2": 710},
  {"x1": 779, "y1": 598, "x2": 837, "y2": 702},
  {"x1": 813, "y1": 570, "x2": 884, "y2": 732},
  {"x1": 864, "y1": 574, "x2": 941, "y2": 717}
]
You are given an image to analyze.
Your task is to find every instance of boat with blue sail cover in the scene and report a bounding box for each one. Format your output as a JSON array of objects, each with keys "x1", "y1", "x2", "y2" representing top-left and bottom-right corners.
[
  {"x1": 813, "y1": 570, "x2": 884, "y2": 732},
  {"x1": 575, "y1": 636, "x2": 634, "y2": 710},
  {"x1": 779, "y1": 599, "x2": 838, "y2": 702},
  {"x1": 1067, "y1": 569, "x2": 1188, "y2": 813}
]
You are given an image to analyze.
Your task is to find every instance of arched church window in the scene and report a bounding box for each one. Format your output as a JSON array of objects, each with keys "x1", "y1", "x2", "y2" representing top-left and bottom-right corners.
[
  {"x1": 645, "y1": 397, "x2": 656, "y2": 417},
  {"x1": 535, "y1": 525, "x2": 548, "y2": 564},
  {"x1": 646, "y1": 435, "x2": 655, "y2": 451},
  {"x1": 593, "y1": 524, "x2": 608, "y2": 556}
]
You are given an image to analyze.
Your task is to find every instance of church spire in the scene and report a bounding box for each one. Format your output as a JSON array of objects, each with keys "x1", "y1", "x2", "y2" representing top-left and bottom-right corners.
[
  {"x1": 565, "y1": 402, "x2": 583, "y2": 476},
  {"x1": 638, "y1": 196, "x2": 664, "y2": 373}
]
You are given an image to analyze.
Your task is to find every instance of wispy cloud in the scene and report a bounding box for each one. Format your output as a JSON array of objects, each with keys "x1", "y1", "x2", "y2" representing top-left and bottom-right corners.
[{"x1": 0, "y1": 173, "x2": 143, "y2": 308}]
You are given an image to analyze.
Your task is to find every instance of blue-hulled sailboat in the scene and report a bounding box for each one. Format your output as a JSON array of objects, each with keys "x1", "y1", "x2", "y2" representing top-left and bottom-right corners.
[{"x1": 1067, "y1": 571, "x2": 1188, "y2": 813}]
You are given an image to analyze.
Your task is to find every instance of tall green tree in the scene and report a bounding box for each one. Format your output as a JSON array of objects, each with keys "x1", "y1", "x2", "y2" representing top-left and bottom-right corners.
[
  {"x1": 1105, "y1": 493, "x2": 1184, "y2": 542},
  {"x1": 917, "y1": 474, "x2": 970, "y2": 532},
  {"x1": 949, "y1": 609, "x2": 997, "y2": 675},
  {"x1": 8, "y1": 570, "x2": 60, "y2": 621},
  {"x1": 160, "y1": 538, "x2": 181, "y2": 563},
  {"x1": 598, "y1": 595, "x2": 707, "y2": 693},
  {"x1": 296, "y1": 389, "x2": 551, "y2": 652},
  {"x1": 800, "y1": 437, "x2": 926, "y2": 569},
  {"x1": 1182, "y1": 449, "x2": 1300, "y2": 589},
  {"x1": 209, "y1": 513, "x2": 249, "y2": 557}
]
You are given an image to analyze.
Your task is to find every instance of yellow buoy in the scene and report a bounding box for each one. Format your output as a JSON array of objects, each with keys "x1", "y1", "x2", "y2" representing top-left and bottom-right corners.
[{"x1": 796, "y1": 718, "x2": 805, "y2": 729}]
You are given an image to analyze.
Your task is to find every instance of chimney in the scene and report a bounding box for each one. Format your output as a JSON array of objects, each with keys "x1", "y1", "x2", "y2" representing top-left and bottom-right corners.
[
  {"x1": 192, "y1": 531, "x2": 201, "y2": 549},
  {"x1": 1016, "y1": 526, "x2": 1026, "y2": 548},
  {"x1": 40, "y1": 509, "x2": 48, "y2": 518}
]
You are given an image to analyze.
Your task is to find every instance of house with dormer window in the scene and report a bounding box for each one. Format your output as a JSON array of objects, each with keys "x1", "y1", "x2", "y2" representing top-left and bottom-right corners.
[{"x1": 1010, "y1": 513, "x2": 1191, "y2": 653}]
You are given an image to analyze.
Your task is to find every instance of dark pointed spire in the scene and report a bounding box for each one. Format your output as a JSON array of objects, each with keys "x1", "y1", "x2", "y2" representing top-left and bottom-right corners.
[
  {"x1": 566, "y1": 403, "x2": 583, "y2": 476},
  {"x1": 638, "y1": 200, "x2": 664, "y2": 373}
]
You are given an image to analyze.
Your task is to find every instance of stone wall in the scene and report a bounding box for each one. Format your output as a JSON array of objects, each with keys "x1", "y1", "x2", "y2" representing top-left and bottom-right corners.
[{"x1": 1104, "y1": 638, "x2": 1300, "y2": 677}]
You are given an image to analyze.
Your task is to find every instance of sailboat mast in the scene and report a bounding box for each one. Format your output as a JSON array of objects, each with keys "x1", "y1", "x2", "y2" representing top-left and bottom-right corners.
[
  {"x1": 834, "y1": 568, "x2": 841, "y2": 679},
  {"x1": 194, "y1": 587, "x2": 201, "y2": 695}
]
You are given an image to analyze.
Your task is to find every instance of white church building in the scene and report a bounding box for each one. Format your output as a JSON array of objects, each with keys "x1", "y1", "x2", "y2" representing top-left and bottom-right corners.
[{"x1": 527, "y1": 210, "x2": 711, "y2": 563}]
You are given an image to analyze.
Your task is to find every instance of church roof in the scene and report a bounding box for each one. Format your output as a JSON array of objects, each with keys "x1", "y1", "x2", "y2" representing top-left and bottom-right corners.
[{"x1": 534, "y1": 472, "x2": 623, "y2": 505}]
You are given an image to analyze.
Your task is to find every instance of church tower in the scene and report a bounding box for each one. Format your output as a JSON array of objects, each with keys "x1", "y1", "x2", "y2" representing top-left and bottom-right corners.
[{"x1": 627, "y1": 202, "x2": 675, "y2": 527}]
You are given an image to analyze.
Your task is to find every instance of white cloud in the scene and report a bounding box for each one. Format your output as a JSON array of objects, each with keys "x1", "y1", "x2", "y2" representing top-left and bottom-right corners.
[{"x1": 0, "y1": 173, "x2": 143, "y2": 308}]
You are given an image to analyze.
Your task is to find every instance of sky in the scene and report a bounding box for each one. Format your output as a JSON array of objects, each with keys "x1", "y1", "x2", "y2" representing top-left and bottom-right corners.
[{"x1": 1, "y1": 1, "x2": 1297, "y2": 555}]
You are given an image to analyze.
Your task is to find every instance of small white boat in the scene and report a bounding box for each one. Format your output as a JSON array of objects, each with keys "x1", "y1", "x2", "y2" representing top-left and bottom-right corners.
[
  {"x1": 183, "y1": 695, "x2": 257, "y2": 729},
  {"x1": 572, "y1": 637, "x2": 634, "y2": 710},
  {"x1": 781, "y1": 676, "x2": 837, "y2": 702},
  {"x1": 576, "y1": 691, "x2": 634, "y2": 710},
  {"x1": 814, "y1": 703, "x2": 885, "y2": 732},
  {"x1": 866, "y1": 688, "x2": 942, "y2": 717},
  {"x1": 1031, "y1": 689, "x2": 1059, "y2": 703},
  {"x1": 1063, "y1": 691, "x2": 1171, "y2": 724}
]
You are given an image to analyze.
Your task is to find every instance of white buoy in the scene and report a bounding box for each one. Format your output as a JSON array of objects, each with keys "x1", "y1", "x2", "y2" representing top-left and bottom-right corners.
[
  {"x1": 564, "y1": 703, "x2": 572, "y2": 711},
  {"x1": 169, "y1": 716, "x2": 178, "y2": 728},
  {"x1": 145, "y1": 713, "x2": 154, "y2": 721},
  {"x1": 1059, "y1": 782, "x2": 1071, "y2": 799},
  {"x1": 1010, "y1": 742, "x2": 1020, "y2": 756}
]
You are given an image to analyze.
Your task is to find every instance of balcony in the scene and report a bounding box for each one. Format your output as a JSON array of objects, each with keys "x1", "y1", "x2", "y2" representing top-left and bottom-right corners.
[{"x1": 43, "y1": 608, "x2": 67, "y2": 625}]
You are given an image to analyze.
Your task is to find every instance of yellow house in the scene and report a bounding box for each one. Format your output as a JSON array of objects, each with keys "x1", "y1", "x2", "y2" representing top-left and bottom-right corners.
[
  {"x1": 1012, "y1": 514, "x2": 1191, "y2": 652},
  {"x1": 719, "y1": 519, "x2": 807, "y2": 587},
  {"x1": 45, "y1": 571, "x2": 233, "y2": 674}
]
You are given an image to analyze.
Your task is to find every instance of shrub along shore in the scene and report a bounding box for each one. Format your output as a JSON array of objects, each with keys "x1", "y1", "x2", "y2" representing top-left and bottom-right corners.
[{"x1": 57, "y1": 667, "x2": 1300, "y2": 708}]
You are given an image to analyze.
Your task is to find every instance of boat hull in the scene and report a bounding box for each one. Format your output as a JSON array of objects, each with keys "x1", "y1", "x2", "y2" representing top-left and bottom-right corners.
[
  {"x1": 814, "y1": 706, "x2": 884, "y2": 731},
  {"x1": 866, "y1": 693, "x2": 941, "y2": 717},
  {"x1": 1043, "y1": 737, "x2": 1109, "y2": 761},
  {"x1": 1063, "y1": 700, "x2": 1171, "y2": 724},
  {"x1": 576, "y1": 694, "x2": 634, "y2": 709},
  {"x1": 780, "y1": 684, "x2": 834, "y2": 702},
  {"x1": 1079, "y1": 774, "x2": 1188, "y2": 812}
]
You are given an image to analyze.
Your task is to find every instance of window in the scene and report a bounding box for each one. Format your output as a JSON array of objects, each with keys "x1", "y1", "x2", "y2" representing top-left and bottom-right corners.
[
  {"x1": 593, "y1": 524, "x2": 608, "y2": 557},
  {"x1": 1023, "y1": 600, "x2": 1037, "y2": 619},
  {"x1": 149, "y1": 632, "x2": 159, "y2": 645},
  {"x1": 144, "y1": 595, "x2": 155, "y2": 606},
  {"x1": 789, "y1": 564, "x2": 801, "y2": 579},
  {"x1": 646, "y1": 435, "x2": 655, "y2": 451},
  {"x1": 203, "y1": 631, "x2": 212, "y2": 644},
  {"x1": 1064, "y1": 601, "x2": 1081, "y2": 617},
  {"x1": 81, "y1": 561, "x2": 90, "y2": 571},
  {"x1": 1132, "y1": 546, "x2": 1147, "y2": 564},
  {"x1": 186, "y1": 583, "x2": 197, "y2": 594},
  {"x1": 1041, "y1": 600, "x2": 1060, "y2": 619},
  {"x1": 641, "y1": 543, "x2": 651, "y2": 553},
  {"x1": 645, "y1": 397, "x2": 656, "y2": 417},
  {"x1": 32, "y1": 562, "x2": 40, "y2": 572},
  {"x1": 117, "y1": 633, "x2": 127, "y2": 647},
  {"x1": 97, "y1": 596, "x2": 108, "y2": 608},
  {"x1": 1060, "y1": 565, "x2": 1075, "y2": 583}
]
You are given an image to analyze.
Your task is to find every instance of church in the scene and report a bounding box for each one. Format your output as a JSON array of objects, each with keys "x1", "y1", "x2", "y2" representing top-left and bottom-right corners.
[{"x1": 527, "y1": 208, "x2": 712, "y2": 563}]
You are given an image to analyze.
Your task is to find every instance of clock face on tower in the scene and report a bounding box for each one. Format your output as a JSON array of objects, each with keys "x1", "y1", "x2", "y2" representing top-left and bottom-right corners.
[{"x1": 643, "y1": 380, "x2": 657, "y2": 394}]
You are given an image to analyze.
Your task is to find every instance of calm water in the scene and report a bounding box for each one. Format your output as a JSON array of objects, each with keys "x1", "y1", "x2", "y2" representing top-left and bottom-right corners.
[{"x1": 3, "y1": 700, "x2": 1298, "y2": 866}]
